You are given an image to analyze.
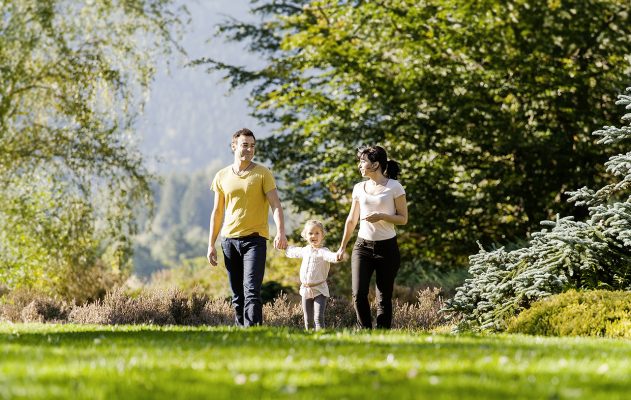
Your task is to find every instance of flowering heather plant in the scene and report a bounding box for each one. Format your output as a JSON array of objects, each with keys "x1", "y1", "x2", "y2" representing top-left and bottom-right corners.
[
  {"x1": 2, "y1": 287, "x2": 449, "y2": 331},
  {"x1": 1, "y1": 288, "x2": 69, "y2": 323}
]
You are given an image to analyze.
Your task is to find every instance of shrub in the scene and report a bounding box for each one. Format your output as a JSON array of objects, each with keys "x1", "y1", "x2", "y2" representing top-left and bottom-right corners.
[
  {"x1": 69, "y1": 288, "x2": 143, "y2": 325},
  {"x1": 393, "y1": 288, "x2": 447, "y2": 330},
  {"x1": 69, "y1": 287, "x2": 194, "y2": 325},
  {"x1": 200, "y1": 297, "x2": 234, "y2": 326},
  {"x1": 263, "y1": 292, "x2": 303, "y2": 328},
  {"x1": 326, "y1": 296, "x2": 357, "y2": 329},
  {"x1": 2, "y1": 286, "x2": 451, "y2": 330},
  {"x1": 20, "y1": 298, "x2": 70, "y2": 323},
  {"x1": 261, "y1": 289, "x2": 449, "y2": 330},
  {"x1": 1, "y1": 288, "x2": 69, "y2": 323},
  {"x1": 507, "y1": 289, "x2": 631, "y2": 338},
  {"x1": 1, "y1": 288, "x2": 40, "y2": 322}
]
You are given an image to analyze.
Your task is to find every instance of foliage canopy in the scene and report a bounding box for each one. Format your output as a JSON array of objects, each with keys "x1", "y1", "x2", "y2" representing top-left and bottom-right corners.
[
  {"x1": 0, "y1": 0, "x2": 184, "y2": 298},
  {"x1": 200, "y1": 0, "x2": 631, "y2": 269}
]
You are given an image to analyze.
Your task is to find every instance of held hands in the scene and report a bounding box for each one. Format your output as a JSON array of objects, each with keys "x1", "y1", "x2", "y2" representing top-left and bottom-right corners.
[
  {"x1": 274, "y1": 233, "x2": 288, "y2": 250},
  {"x1": 362, "y1": 212, "x2": 383, "y2": 223},
  {"x1": 335, "y1": 247, "x2": 348, "y2": 262}
]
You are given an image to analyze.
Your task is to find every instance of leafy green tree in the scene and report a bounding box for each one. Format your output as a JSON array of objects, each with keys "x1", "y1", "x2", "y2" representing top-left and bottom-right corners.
[
  {"x1": 198, "y1": 0, "x2": 631, "y2": 270},
  {"x1": 0, "y1": 0, "x2": 184, "y2": 297}
]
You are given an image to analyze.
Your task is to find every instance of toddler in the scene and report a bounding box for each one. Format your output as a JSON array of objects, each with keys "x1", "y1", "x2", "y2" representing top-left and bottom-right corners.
[{"x1": 285, "y1": 220, "x2": 345, "y2": 330}]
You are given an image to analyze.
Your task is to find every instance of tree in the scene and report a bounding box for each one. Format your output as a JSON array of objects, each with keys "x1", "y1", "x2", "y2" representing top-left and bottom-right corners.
[
  {"x1": 446, "y1": 87, "x2": 631, "y2": 331},
  {"x1": 198, "y1": 0, "x2": 631, "y2": 270},
  {"x1": 0, "y1": 0, "x2": 185, "y2": 297}
]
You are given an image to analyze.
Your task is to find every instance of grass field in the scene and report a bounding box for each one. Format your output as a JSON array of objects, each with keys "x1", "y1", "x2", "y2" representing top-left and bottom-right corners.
[{"x1": 1, "y1": 323, "x2": 630, "y2": 399}]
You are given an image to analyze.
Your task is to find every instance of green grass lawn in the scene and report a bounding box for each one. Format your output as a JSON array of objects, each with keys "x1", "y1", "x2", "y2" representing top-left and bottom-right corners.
[{"x1": 1, "y1": 323, "x2": 630, "y2": 399}]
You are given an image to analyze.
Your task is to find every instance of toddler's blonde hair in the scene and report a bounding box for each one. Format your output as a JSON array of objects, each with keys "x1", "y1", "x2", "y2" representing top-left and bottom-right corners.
[{"x1": 300, "y1": 220, "x2": 326, "y2": 241}]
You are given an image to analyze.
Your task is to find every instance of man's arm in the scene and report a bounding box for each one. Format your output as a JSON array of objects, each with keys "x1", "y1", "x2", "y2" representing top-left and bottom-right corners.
[
  {"x1": 265, "y1": 188, "x2": 288, "y2": 250},
  {"x1": 207, "y1": 191, "x2": 225, "y2": 266}
]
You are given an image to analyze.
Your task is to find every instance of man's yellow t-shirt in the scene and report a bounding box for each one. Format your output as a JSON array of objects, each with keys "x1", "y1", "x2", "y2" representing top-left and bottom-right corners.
[{"x1": 211, "y1": 164, "x2": 276, "y2": 239}]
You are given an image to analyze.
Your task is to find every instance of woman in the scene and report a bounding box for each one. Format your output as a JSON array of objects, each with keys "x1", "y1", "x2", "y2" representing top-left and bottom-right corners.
[{"x1": 336, "y1": 145, "x2": 408, "y2": 329}]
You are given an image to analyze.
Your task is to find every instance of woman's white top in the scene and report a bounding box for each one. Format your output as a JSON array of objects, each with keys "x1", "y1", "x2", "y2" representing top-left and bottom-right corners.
[
  {"x1": 352, "y1": 179, "x2": 406, "y2": 241},
  {"x1": 285, "y1": 245, "x2": 340, "y2": 299}
]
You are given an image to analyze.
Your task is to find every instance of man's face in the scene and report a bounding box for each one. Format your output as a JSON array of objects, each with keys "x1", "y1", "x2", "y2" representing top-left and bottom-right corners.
[{"x1": 232, "y1": 135, "x2": 256, "y2": 162}]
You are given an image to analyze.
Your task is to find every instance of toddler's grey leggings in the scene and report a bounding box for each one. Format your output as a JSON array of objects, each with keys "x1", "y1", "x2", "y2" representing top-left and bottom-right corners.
[{"x1": 302, "y1": 294, "x2": 327, "y2": 330}]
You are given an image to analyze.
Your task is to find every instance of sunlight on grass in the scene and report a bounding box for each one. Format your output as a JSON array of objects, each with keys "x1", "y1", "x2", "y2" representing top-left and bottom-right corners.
[{"x1": 1, "y1": 323, "x2": 630, "y2": 399}]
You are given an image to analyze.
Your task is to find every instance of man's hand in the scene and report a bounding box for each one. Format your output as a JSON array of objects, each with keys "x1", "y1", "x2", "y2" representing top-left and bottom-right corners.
[
  {"x1": 274, "y1": 233, "x2": 288, "y2": 250},
  {"x1": 207, "y1": 246, "x2": 218, "y2": 266}
]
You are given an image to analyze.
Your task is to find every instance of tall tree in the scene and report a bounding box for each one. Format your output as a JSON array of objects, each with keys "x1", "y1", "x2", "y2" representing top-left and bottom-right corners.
[
  {"x1": 198, "y1": 0, "x2": 631, "y2": 270},
  {"x1": 0, "y1": 0, "x2": 184, "y2": 297}
]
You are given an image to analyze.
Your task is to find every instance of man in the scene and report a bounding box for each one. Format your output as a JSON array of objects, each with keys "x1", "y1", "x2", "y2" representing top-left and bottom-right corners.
[{"x1": 207, "y1": 128, "x2": 288, "y2": 327}]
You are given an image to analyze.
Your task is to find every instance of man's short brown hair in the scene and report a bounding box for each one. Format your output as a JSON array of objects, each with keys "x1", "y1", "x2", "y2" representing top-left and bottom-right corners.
[{"x1": 232, "y1": 128, "x2": 255, "y2": 144}]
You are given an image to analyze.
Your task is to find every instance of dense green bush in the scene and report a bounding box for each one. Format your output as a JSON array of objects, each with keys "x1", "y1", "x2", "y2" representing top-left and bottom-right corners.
[{"x1": 507, "y1": 290, "x2": 631, "y2": 338}]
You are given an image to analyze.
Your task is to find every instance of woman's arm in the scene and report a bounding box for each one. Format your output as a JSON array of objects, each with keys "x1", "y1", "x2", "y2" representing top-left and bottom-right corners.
[
  {"x1": 362, "y1": 194, "x2": 408, "y2": 225},
  {"x1": 336, "y1": 198, "x2": 360, "y2": 260}
]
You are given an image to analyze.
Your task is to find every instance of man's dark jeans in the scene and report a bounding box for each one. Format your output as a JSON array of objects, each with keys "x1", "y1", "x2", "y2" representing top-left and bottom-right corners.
[
  {"x1": 221, "y1": 236, "x2": 267, "y2": 327},
  {"x1": 351, "y1": 236, "x2": 400, "y2": 329}
]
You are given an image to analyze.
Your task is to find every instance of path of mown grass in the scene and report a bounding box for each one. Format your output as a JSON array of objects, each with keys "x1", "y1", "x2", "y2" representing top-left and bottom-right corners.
[{"x1": 1, "y1": 323, "x2": 630, "y2": 399}]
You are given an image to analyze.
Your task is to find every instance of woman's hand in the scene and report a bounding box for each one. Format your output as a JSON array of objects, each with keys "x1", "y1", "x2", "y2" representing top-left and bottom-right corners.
[
  {"x1": 336, "y1": 247, "x2": 346, "y2": 261},
  {"x1": 362, "y1": 212, "x2": 383, "y2": 223}
]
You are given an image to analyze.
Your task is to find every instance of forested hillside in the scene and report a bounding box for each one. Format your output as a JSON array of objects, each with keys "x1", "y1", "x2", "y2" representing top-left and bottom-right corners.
[{"x1": 133, "y1": 163, "x2": 221, "y2": 277}]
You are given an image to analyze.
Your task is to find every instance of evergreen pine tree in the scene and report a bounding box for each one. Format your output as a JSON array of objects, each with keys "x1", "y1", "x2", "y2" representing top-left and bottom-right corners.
[{"x1": 447, "y1": 88, "x2": 631, "y2": 331}]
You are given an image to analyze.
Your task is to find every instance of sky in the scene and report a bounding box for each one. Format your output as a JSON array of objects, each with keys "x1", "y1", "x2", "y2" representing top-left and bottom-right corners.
[{"x1": 137, "y1": 0, "x2": 267, "y2": 173}]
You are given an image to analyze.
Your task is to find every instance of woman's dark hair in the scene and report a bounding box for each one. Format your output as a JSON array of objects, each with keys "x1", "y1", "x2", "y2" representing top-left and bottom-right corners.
[{"x1": 356, "y1": 145, "x2": 401, "y2": 180}]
